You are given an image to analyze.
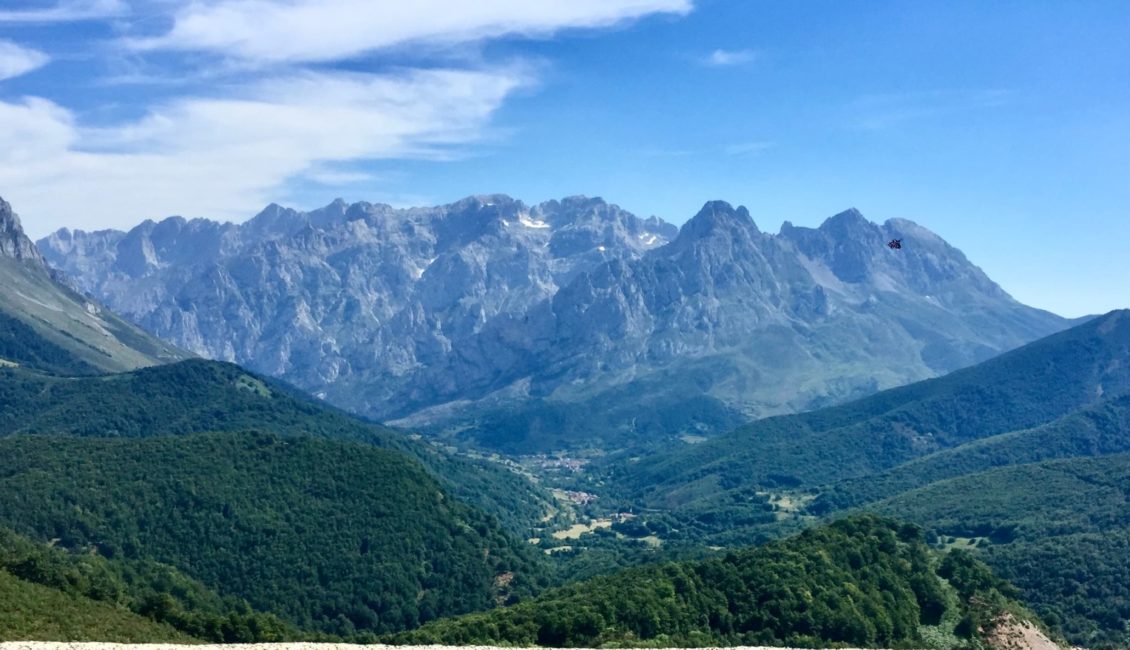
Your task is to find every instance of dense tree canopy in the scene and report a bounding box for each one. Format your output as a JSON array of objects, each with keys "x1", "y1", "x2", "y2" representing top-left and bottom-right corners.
[
  {"x1": 0, "y1": 360, "x2": 552, "y2": 534},
  {"x1": 0, "y1": 432, "x2": 548, "y2": 637},
  {"x1": 391, "y1": 516, "x2": 1026, "y2": 648},
  {"x1": 877, "y1": 454, "x2": 1130, "y2": 649}
]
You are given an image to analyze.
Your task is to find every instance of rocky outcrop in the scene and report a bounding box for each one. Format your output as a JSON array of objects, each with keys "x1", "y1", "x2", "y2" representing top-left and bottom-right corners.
[
  {"x1": 986, "y1": 615, "x2": 1062, "y2": 650},
  {"x1": 0, "y1": 197, "x2": 46, "y2": 265}
]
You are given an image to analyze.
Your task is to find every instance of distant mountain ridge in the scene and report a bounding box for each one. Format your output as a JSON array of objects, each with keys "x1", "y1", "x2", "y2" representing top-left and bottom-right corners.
[{"x1": 39, "y1": 195, "x2": 1068, "y2": 450}]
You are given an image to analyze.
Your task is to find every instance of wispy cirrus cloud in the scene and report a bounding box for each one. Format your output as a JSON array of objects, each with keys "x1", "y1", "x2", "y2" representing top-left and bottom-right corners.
[
  {"x1": 0, "y1": 68, "x2": 527, "y2": 234},
  {"x1": 0, "y1": 40, "x2": 49, "y2": 81},
  {"x1": 703, "y1": 48, "x2": 757, "y2": 67},
  {"x1": 130, "y1": 0, "x2": 693, "y2": 64},
  {"x1": 0, "y1": 0, "x2": 126, "y2": 23},
  {"x1": 848, "y1": 89, "x2": 1012, "y2": 131}
]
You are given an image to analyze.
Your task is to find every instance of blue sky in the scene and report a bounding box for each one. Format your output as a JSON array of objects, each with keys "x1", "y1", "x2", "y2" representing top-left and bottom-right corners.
[{"x1": 0, "y1": 0, "x2": 1126, "y2": 317}]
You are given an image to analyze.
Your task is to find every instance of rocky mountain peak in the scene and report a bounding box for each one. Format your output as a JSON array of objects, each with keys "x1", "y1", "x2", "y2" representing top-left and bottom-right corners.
[
  {"x1": 0, "y1": 196, "x2": 47, "y2": 265},
  {"x1": 818, "y1": 207, "x2": 876, "y2": 237},
  {"x1": 678, "y1": 200, "x2": 760, "y2": 241},
  {"x1": 449, "y1": 193, "x2": 521, "y2": 212},
  {"x1": 643, "y1": 215, "x2": 679, "y2": 239},
  {"x1": 883, "y1": 217, "x2": 943, "y2": 245},
  {"x1": 313, "y1": 197, "x2": 351, "y2": 222},
  {"x1": 248, "y1": 202, "x2": 295, "y2": 224},
  {"x1": 551, "y1": 195, "x2": 613, "y2": 215},
  {"x1": 243, "y1": 202, "x2": 313, "y2": 240}
]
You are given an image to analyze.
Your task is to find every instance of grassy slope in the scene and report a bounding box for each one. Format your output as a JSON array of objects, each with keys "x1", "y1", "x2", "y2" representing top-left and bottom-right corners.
[
  {"x1": 0, "y1": 257, "x2": 186, "y2": 374},
  {"x1": 0, "y1": 526, "x2": 295, "y2": 642},
  {"x1": 0, "y1": 432, "x2": 547, "y2": 637},
  {"x1": 0, "y1": 359, "x2": 552, "y2": 534},
  {"x1": 0, "y1": 570, "x2": 194, "y2": 642}
]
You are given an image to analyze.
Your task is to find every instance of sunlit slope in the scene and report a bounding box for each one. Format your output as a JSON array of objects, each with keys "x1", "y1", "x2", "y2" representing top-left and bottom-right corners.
[
  {"x1": 0, "y1": 257, "x2": 186, "y2": 374},
  {"x1": 0, "y1": 196, "x2": 185, "y2": 374},
  {"x1": 0, "y1": 570, "x2": 194, "y2": 643},
  {"x1": 0, "y1": 526, "x2": 290, "y2": 642}
]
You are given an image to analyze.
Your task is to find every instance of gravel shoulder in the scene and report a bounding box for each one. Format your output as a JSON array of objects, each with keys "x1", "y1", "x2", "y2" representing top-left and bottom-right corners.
[{"x1": 0, "y1": 644, "x2": 908, "y2": 650}]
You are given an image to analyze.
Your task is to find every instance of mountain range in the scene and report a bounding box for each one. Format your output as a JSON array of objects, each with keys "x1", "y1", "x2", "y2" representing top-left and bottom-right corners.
[
  {"x1": 0, "y1": 192, "x2": 1106, "y2": 648},
  {"x1": 39, "y1": 195, "x2": 1069, "y2": 451},
  {"x1": 0, "y1": 245, "x2": 1056, "y2": 647}
]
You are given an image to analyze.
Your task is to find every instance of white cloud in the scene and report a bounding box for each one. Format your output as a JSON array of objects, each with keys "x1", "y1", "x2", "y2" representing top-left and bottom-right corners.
[
  {"x1": 704, "y1": 48, "x2": 756, "y2": 67},
  {"x1": 0, "y1": 2, "x2": 696, "y2": 236},
  {"x1": 0, "y1": 0, "x2": 126, "y2": 22},
  {"x1": 1, "y1": 68, "x2": 526, "y2": 237},
  {"x1": 131, "y1": 0, "x2": 692, "y2": 63},
  {"x1": 0, "y1": 40, "x2": 49, "y2": 81}
]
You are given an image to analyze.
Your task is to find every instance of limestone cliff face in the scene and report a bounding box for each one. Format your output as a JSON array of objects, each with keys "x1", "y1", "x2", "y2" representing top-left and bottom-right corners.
[
  {"x1": 39, "y1": 196, "x2": 674, "y2": 408},
  {"x1": 0, "y1": 197, "x2": 47, "y2": 265},
  {"x1": 40, "y1": 196, "x2": 1068, "y2": 449}
]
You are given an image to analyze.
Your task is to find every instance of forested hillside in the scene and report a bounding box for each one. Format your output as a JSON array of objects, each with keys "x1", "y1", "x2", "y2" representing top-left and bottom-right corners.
[
  {"x1": 569, "y1": 311, "x2": 1130, "y2": 647},
  {"x1": 391, "y1": 516, "x2": 1044, "y2": 649},
  {"x1": 608, "y1": 310, "x2": 1128, "y2": 527},
  {"x1": 875, "y1": 454, "x2": 1130, "y2": 649},
  {"x1": 0, "y1": 432, "x2": 549, "y2": 637},
  {"x1": 814, "y1": 392, "x2": 1130, "y2": 513},
  {"x1": 0, "y1": 360, "x2": 551, "y2": 534}
]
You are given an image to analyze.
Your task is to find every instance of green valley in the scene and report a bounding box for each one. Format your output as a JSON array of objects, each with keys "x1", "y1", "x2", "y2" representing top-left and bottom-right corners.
[{"x1": 612, "y1": 310, "x2": 1128, "y2": 514}]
